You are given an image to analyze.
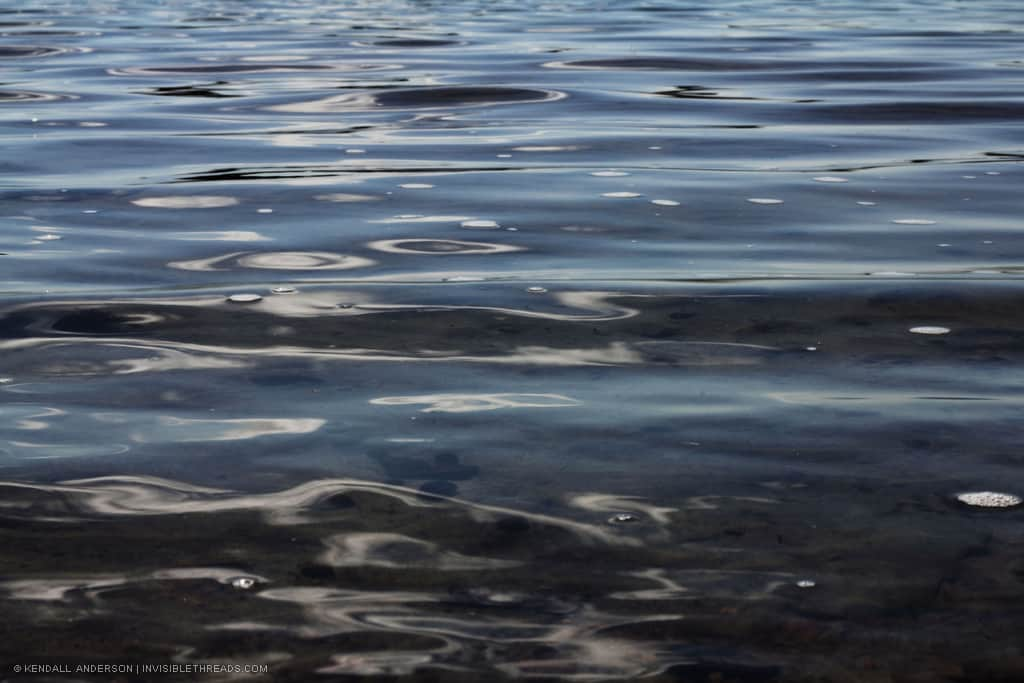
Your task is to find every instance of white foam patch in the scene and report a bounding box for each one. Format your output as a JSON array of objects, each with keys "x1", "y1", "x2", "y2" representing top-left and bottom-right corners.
[
  {"x1": 955, "y1": 491, "x2": 1022, "y2": 508},
  {"x1": 226, "y1": 293, "x2": 263, "y2": 303}
]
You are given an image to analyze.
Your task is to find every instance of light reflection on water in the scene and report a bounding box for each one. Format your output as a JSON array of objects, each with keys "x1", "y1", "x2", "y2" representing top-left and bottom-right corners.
[
  {"x1": 0, "y1": 472, "x2": 1020, "y2": 679},
  {"x1": 2, "y1": 0, "x2": 1024, "y2": 678}
]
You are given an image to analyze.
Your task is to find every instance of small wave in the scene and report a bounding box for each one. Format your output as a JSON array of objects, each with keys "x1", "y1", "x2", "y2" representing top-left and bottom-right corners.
[
  {"x1": 108, "y1": 63, "x2": 379, "y2": 75},
  {"x1": 368, "y1": 38, "x2": 462, "y2": 47},
  {"x1": 366, "y1": 239, "x2": 524, "y2": 255},
  {"x1": 0, "y1": 89, "x2": 68, "y2": 103},
  {"x1": 168, "y1": 251, "x2": 376, "y2": 272},
  {"x1": 271, "y1": 86, "x2": 565, "y2": 113},
  {"x1": 0, "y1": 45, "x2": 71, "y2": 58}
]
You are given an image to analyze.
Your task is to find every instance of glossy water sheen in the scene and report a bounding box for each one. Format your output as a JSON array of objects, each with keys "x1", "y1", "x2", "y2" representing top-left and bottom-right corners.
[{"x1": 2, "y1": 0, "x2": 1024, "y2": 680}]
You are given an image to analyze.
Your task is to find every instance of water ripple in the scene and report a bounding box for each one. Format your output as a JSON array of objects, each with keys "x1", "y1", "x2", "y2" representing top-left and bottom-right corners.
[
  {"x1": 370, "y1": 393, "x2": 580, "y2": 413},
  {"x1": 108, "y1": 63, "x2": 365, "y2": 75},
  {"x1": 0, "y1": 89, "x2": 68, "y2": 103},
  {"x1": 272, "y1": 86, "x2": 566, "y2": 112},
  {"x1": 2, "y1": 2, "x2": 1023, "y2": 679},
  {"x1": 0, "y1": 44, "x2": 73, "y2": 58},
  {"x1": 366, "y1": 239, "x2": 524, "y2": 255},
  {"x1": 168, "y1": 251, "x2": 376, "y2": 272}
]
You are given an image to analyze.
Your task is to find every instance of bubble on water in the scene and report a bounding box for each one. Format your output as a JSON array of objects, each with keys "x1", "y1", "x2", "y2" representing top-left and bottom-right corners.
[
  {"x1": 805, "y1": 346, "x2": 817, "y2": 351},
  {"x1": 812, "y1": 176, "x2": 848, "y2": 183},
  {"x1": 496, "y1": 153, "x2": 512, "y2": 158},
  {"x1": 230, "y1": 576, "x2": 258, "y2": 590},
  {"x1": 608, "y1": 513, "x2": 640, "y2": 524},
  {"x1": 909, "y1": 326, "x2": 950, "y2": 335},
  {"x1": 526, "y1": 286, "x2": 547, "y2": 294},
  {"x1": 648, "y1": 146, "x2": 661, "y2": 150},
  {"x1": 892, "y1": 218, "x2": 936, "y2": 225},
  {"x1": 35, "y1": 233, "x2": 62, "y2": 241},
  {"x1": 591, "y1": 170, "x2": 629, "y2": 177},
  {"x1": 227, "y1": 293, "x2": 263, "y2": 304},
  {"x1": 602, "y1": 191, "x2": 641, "y2": 198},
  {"x1": 955, "y1": 491, "x2": 1021, "y2": 508},
  {"x1": 963, "y1": 175, "x2": 977, "y2": 179},
  {"x1": 345, "y1": 148, "x2": 366, "y2": 154},
  {"x1": 132, "y1": 195, "x2": 238, "y2": 209},
  {"x1": 257, "y1": 208, "x2": 273, "y2": 214},
  {"x1": 271, "y1": 286, "x2": 296, "y2": 294},
  {"x1": 984, "y1": 171, "x2": 1001, "y2": 176},
  {"x1": 461, "y1": 219, "x2": 500, "y2": 229},
  {"x1": 651, "y1": 199, "x2": 680, "y2": 206},
  {"x1": 856, "y1": 201, "x2": 876, "y2": 206},
  {"x1": 937, "y1": 243, "x2": 951, "y2": 248},
  {"x1": 746, "y1": 197, "x2": 783, "y2": 205},
  {"x1": 399, "y1": 183, "x2": 434, "y2": 189},
  {"x1": 795, "y1": 579, "x2": 816, "y2": 588}
]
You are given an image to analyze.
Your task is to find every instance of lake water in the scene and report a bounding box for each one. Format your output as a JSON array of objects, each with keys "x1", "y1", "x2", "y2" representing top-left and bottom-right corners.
[{"x1": 2, "y1": 0, "x2": 1024, "y2": 680}]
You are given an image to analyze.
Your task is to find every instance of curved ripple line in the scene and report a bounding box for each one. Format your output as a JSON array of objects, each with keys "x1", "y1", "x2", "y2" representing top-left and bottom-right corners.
[
  {"x1": 0, "y1": 475, "x2": 640, "y2": 547},
  {"x1": 370, "y1": 393, "x2": 580, "y2": 413},
  {"x1": 0, "y1": 89, "x2": 71, "y2": 103},
  {"x1": 132, "y1": 195, "x2": 239, "y2": 209},
  {"x1": 168, "y1": 251, "x2": 377, "y2": 272},
  {"x1": 271, "y1": 86, "x2": 566, "y2": 113},
  {"x1": 108, "y1": 62, "x2": 392, "y2": 75},
  {"x1": 366, "y1": 239, "x2": 524, "y2": 255}
]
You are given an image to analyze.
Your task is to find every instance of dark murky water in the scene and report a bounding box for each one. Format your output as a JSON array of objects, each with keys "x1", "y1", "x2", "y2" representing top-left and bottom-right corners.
[{"x1": 2, "y1": 1, "x2": 1024, "y2": 680}]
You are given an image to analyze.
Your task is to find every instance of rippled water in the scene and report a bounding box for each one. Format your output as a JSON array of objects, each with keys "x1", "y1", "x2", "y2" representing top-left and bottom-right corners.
[{"x1": 3, "y1": 0, "x2": 1024, "y2": 680}]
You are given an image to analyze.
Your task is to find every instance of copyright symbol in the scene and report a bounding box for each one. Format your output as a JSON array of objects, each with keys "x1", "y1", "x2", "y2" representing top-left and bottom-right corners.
[{"x1": 13, "y1": 665, "x2": 21, "y2": 672}]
